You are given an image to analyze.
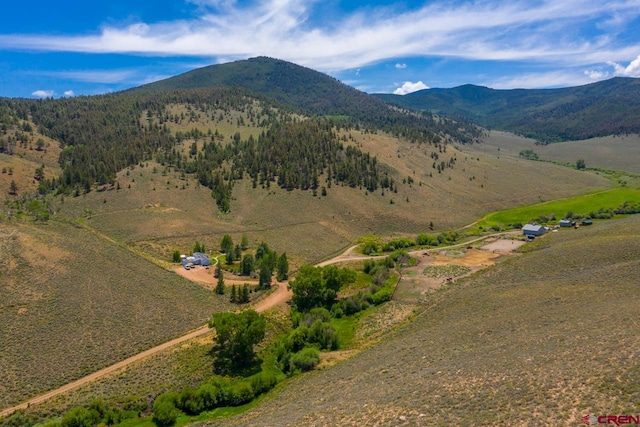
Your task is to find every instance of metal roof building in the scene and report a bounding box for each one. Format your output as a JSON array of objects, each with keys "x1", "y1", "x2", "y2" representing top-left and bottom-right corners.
[
  {"x1": 522, "y1": 224, "x2": 547, "y2": 237},
  {"x1": 181, "y1": 252, "x2": 211, "y2": 267}
]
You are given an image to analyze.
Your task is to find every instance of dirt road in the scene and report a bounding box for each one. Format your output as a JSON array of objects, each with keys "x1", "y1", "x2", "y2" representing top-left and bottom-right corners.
[
  {"x1": 0, "y1": 232, "x2": 519, "y2": 418},
  {"x1": 0, "y1": 281, "x2": 291, "y2": 418}
]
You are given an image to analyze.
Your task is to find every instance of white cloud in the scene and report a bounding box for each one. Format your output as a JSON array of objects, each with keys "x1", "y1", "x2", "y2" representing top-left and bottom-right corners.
[
  {"x1": 394, "y1": 81, "x2": 429, "y2": 95},
  {"x1": 0, "y1": 0, "x2": 638, "y2": 73},
  {"x1": 395, "y1": 63, "x2": 407, "y2": 69},
  {"x1": 608, "y1": 55, "x2": 640, "y2": 77},
  {"x1": 36, "y1": 69, "x2": 138, "y2": 83},
  {"x1": 63, "y1": 90, "x2": 75, "y2": 97},
  {"x1": 484, "y1": 70, "x2": 596, "y2": 89},
  {"x1": 31, "y1": 90, "x2": 54, "y2": 98},
  {"x1": 584, "y1": 69, "x2": 609, "y2": 80}
]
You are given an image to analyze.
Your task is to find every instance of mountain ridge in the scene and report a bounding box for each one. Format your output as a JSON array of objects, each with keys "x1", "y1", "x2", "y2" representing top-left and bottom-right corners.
[{"x1": 374, "y1": 76, "x2": 640, "y2": 142}]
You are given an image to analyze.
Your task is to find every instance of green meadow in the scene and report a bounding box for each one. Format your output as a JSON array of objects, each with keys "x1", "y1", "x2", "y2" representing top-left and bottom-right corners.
[{"x1": 474, "y1": 187, "x2": 640, "y2": 231}]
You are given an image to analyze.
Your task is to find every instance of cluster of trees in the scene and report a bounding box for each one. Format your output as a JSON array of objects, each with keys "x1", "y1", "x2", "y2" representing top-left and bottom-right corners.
[
  {"x1": 4, "y1": 193, "x2": 51, "y2": 222},
  {"x1": 362, "y1": 230, "x2": 460, "y2": 256},
  {"x1": 209, "y1": 309, "x2": 266, "y2": 373},
  {"x1": 288, "y1": 265, "x2": 357, "y2": 312},
  {"x1": 174, "y1": 119, "x2": 389, "y2": 210},
  {"x1": 58, "y1": 400, "x2": 140, "y2": 427},
  {"x1": 0, "y1": 60, "x2": 484, "y2": 213},
  {"x1": 615, "y1": 201, "x2": 640, "y2": 215},
  {"x1": 229, "y1": 283, "x2": 251, "y2": 304},
  {"x1": 152, "y1": 372, "x2": 277, "y2": 427},
  {"x1": 40, "y1": 256, "x2": 403, "y2": 427},
  {"x1": 331, "y1": 257, "x2": 397, "y2": 317},
  {"x1": 275, "y1": 308, "x2": 337, "y2": 374},
  {"x1": 519, "y1": 149, "x2": 540, "y2": 161}
]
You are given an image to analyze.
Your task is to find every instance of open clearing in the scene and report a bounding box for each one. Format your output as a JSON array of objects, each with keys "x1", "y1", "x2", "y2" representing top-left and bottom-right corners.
[
  {"x1": 396, "y1": 242, "x2": 522, "y2": 300},
  {"x1": 173, "y1": 265, "x2": 262, "y2": 288},
  {"x1": 473, "y1": 186, "x2": 640, "y2": 232},
  {"x1": 476, "y1": 131, "x2": 640, "y2": 174},
  {"x1": 480, "y1": 238, "x2": 528, "y2": 252}
]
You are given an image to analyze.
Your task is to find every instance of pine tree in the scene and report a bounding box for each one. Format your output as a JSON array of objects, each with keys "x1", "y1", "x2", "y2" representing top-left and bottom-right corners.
[
  {"x1": 230, "y1": 285, "x2": 237, "y2": 303},
  {"x1": 215, "y1": 268, "x2": 225, "y2": 295},
  {"x1": 241, "y1": 234, "x2": 249, "y2": 250},
  {"x1": 8, "y1": 180, "x2": 17, "y2": 195},
  {"x1": 240, "y1": 284, "x2": 250, "y2": 303},
  {"x1": 277, "y1": 252, "x2": 289, "y2": 281},
  {"x1": 259, "y1": 264, "x2": 272, "y2": 289}
]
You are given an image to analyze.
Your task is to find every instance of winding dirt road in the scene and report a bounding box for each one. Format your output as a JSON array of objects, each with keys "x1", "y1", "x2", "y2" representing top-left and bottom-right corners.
[
  {"x1": 0, "y1": 233, "x2": 515, "y2": 418},
  {"x1": 0, "y1": 281, "x2": 292, "y2": 418}
]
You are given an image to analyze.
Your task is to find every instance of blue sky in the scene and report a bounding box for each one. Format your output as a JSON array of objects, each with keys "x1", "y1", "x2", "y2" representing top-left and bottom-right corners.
[{"x1": 1, "y1": 0, "x2": 639, "y2": 98}]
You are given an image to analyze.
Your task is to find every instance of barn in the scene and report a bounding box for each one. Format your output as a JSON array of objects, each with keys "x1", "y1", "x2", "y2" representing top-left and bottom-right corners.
[
  {"x1": 522, "y1": 224, "x2": 547, "y2": 237},
  {"x1": 559, "y1": 219, "x2": 575, "y2": 227}
]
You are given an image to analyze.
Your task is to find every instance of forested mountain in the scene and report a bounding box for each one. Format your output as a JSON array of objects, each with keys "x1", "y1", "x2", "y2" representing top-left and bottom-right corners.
[
  {"x1": 133, "y1": 56, "x2": 483, "y2": 144},
  {"x1": 1, "y1": 57, "x2": 482, "y2": 212},
  {"x1": 374, "y1": 77, "x2": 640, "y2": 142}
]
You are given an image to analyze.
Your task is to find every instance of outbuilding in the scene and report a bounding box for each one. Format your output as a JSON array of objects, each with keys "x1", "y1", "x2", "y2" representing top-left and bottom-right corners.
[
  {"x1": 559, "y1": 219, "x2": 575, "y2": 227},
  {"x1": 181, "y1": 252, "x2": 211, "y2": 267},
  {"x1": 522, "y1": 223, "x2": 547, "y2": 237}
]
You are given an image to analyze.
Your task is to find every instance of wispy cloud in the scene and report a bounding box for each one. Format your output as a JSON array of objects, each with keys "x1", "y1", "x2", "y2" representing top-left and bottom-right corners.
[
  {"x1": 484, "y1": 70, "x2": 597, "y2": 89},
  {"x1": 394, "y1": 81, "x2": 429, "y2": 95},
  {"x1": 395, "y1": 63, "x2": 407, "y2": 69},
  {"x1": 0, "y1": 0, "x2": 638, "y2": 73},
  {"x1": 31, "y1": 89, "x2": 54, "y2": 98},
  {"x1": 34, "y1": 69, "x2": 138, "y2": 83}
]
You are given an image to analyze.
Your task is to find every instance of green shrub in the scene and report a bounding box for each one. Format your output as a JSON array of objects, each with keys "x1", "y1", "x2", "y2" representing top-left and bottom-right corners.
[
  {"x1": 290, "y1": 347, "x2": 320, "y2": 372},
  {"x1": 286, "y1": 326, "x2": 310, "y2": 352},
  {"x1": 179, "y1": 387, "x2": 204, "y2": 415},
  {"x1": 152, "y1": 398, "x2": 181, "y2": 427},
  {"x1": 196, "y1": 382, "x2": 221, "y2": 410},
  {"x1": 362, "y1": 241, "x2": 379, "y2": 255},
  {"x1": 371, "y1": 287, "x2": 393, "y2": 304},
  {"x1": 308, "y1": 319, "x2": 338, "y2": 350},
  {"x1": 226, "y1": 381, "x2": 255, "y2": 406},
  {"x1": 60, "y1": 406, "x2": 101, "y2": 427},
  {"x1": 249, "y1": 371, "x2": 278, "y2": 395}
]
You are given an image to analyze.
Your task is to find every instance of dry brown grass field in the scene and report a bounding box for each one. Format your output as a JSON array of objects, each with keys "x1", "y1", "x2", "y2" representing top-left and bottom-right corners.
[
  {"x1": 54, "y1": 130, "x2": 612, "y2": 268},
  {"x1": 0, "y1": 220, "x2": 233, "y2": 409},
  {"x1": 476, "y1": 131, "x2": 640, "y2": 175},
  {"x1": 204, "y1": 214, "x2": 640, "y2": 426}
]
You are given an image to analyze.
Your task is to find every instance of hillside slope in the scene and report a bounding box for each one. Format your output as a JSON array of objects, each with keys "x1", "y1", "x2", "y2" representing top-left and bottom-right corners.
[
  {"x1": 132, "y1": 56, "x2": 483, "y2": 144},
  {"x1": 208, "y1": 215, "x2": 640, "y2": 426},
  {"x1": 0, "y1": 221, "x2": 233, "y2": 409},
  {"x1": 375, "y1": 77, "x2": 640, "y2": 142}
]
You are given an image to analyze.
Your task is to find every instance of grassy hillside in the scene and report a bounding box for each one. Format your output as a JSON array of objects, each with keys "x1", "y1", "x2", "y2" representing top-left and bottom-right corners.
[
  {"x1": 53, "y1": 127, "x2": 612, "y2": 266},
  {"x1": 0, "y1": 113, "x2": 61, "y2": 198},
  {"x1": 476, "y1": 131, "x2": 640, "y2": 175},
  {"x1": 209, "y1": 214, "x2": 640, "y2": 426},
  {"x1": 0, "y1": 220, "x2": 233, "y2": 409},
  {"x1": 375, "y1": 77, "x2": 640, "y2": 142}
]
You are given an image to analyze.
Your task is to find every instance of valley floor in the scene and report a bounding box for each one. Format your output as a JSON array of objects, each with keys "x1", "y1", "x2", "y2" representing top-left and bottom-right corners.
[{"x1": 199, "y1": 215, "x2": 640, "y2": 426}]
